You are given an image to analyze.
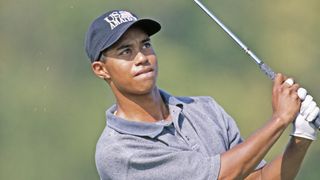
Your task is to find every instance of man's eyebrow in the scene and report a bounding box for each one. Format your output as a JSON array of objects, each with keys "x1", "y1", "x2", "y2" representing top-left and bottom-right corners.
[
  {"x1": 115, "y1": 37, "x2": 151, "y2": 51},
  {"x1": 116, "y1": 44, "x2": 130, "y2": 51},
  {"x1": 142, "y1": 37, "x2": 151, "y2": 43}
]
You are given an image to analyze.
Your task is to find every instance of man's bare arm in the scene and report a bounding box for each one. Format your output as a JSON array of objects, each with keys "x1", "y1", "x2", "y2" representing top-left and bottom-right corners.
[
  {"x1": 219, "y1": 117, "x2": 288, "y2": 179},
  {"x1": 218, "y1": 74, "x2": 302, "y2": 179},
  {"x1": 258, "y1": 137, "x2": 311, "y2": 180}
]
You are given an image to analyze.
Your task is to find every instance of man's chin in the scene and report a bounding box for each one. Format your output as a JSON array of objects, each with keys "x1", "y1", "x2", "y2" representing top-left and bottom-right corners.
[{"x1": 132, "y1": 84, "x2": 158, "y2": 96}]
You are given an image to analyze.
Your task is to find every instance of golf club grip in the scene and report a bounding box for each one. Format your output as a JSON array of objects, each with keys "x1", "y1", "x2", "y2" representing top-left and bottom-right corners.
[
  {"x1": 308, "y1": 114, "x2": 320, "y2": 130},
  {"x1": 259, "y1": 63, "x2": 276, "y2": 80},
  {"x1": 259, "y1": 63, "x2": 320, "y2": 130},
  {"x1": 314, "y1": 116, "x2": 320, "y2": 130}
]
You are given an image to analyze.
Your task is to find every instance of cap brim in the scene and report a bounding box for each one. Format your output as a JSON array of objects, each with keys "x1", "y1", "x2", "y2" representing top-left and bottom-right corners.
[{"x1": 97, "y1": 19, "x2": 161, "y2": 60}]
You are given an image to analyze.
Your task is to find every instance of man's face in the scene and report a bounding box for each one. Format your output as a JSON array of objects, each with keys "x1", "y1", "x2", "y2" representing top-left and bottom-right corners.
[{"x1": 100, "y1": 27, "x2": 158, "y2": 95}]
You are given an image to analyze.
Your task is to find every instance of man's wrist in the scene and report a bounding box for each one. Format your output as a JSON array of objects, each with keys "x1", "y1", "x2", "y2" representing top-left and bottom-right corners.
[
  {"x1": 288, "y1": 136, "x2": 312, "y2": 151},
  {"x1": 271, "y1": 115, "x2": 291, "y2": 130}
]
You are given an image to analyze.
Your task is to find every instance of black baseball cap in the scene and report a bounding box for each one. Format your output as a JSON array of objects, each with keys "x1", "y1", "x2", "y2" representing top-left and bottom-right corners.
[{"x1": 85, "y1": 10, "x2": 161, "y2": 63}]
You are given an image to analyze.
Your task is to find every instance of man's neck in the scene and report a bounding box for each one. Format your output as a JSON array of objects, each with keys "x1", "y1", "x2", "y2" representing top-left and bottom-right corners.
[{"x1": 114, "y1": 87, "x2": 170, "y2": 123}]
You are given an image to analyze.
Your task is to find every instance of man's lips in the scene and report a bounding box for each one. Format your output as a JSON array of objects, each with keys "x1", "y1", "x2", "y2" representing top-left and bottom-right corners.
[{"x1": 134, "y1": 67, "x2": 154, "y2": 77}]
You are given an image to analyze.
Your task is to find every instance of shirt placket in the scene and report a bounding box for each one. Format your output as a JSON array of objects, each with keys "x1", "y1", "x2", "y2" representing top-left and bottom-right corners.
[{"x1": 170, "y1": 105, "x2": 200, "y2": 151}]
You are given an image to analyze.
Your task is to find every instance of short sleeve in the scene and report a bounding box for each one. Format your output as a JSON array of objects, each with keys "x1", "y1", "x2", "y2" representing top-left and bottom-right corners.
[
  {"x1": 208, "y1": 98, "x2": 267, "y2": 170},
  {"x1": 206, "y1": 97, "x2": 243, "y2": 149}
]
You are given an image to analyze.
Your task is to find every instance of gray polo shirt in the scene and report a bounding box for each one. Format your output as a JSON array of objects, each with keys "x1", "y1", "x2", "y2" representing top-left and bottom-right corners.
[{"x1": 95, "y1": 90, "x2": 266, "y2": 180}]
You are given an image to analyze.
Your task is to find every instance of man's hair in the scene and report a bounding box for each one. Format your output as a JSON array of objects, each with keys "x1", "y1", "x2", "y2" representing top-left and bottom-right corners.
[{"x1": 99, "y1": 52, "x2": 107, "y2": 62}]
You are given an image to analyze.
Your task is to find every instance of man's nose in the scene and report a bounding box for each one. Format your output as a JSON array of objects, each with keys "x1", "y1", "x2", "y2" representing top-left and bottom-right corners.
[{"x1": 134, "y1": 52, "x2": 148, "y2": 66}]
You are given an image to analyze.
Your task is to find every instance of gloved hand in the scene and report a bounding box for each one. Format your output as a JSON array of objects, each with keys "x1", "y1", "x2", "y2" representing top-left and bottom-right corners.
[
  {"x1": 291, "y1": 113, "x2": 318, "y2": 140},
  {"x1": 291, "y1": 88, "x2": 319, "y2": 140}
]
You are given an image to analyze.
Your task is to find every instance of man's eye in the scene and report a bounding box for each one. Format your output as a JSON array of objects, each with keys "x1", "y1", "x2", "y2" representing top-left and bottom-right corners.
[
  {"x1": 119, "y1": 49, "x2": 131, "y2": 55},
  {"x1": 143, "y1": 42, "x2": 151, "y2": 49}
]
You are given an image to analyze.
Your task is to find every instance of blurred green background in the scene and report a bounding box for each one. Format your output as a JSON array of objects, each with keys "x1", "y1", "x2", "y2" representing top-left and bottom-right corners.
[{"x1": 1, "y1": 0, "x2": 319, "y2": 179}]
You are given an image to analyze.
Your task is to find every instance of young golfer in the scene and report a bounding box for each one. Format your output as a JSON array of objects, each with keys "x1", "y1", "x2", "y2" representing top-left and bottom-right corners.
[{"x1": 85, "y1": 10, "x2": 319, "y2": 180}]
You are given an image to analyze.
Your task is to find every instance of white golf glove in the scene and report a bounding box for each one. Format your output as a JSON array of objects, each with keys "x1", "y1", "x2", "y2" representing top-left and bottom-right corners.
[
  {"x1": 291, "y1": 88, "x2": 319, "y2": 140},
  {"x1": 291, "y1": 114, "x2": 318, "y2": 140}
]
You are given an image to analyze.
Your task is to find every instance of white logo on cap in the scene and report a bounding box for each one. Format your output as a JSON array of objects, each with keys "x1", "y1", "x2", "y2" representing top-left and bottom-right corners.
[{"x1": 104, "y1": 11, "x2": 137, "y2": 30}]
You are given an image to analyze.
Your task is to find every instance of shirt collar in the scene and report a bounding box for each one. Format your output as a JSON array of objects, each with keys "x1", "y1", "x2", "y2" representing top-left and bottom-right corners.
[
  {"x1": 106, "y1": 89, "x2": 184, "y2": 138},
  {"x1": 159, "y1": 89, "x2": 184, "y2": 107}
]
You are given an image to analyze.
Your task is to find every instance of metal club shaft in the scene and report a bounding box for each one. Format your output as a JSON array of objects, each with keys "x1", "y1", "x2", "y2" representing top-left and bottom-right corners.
[
  {"x1": 193, "y1": 0, "x2": 320, "y2": 130},
  {"x1": 194, "y1": 0, "x2": 276, "y2": 80}
]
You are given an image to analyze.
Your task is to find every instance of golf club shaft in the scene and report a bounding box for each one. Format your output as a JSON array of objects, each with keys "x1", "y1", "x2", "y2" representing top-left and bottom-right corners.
[{"x1": 194, "y1": 0, "x2": 320, "y2": 130}]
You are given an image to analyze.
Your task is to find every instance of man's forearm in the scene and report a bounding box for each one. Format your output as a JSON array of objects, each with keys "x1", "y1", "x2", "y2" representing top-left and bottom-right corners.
[
  {"x1": 260, "y1": 137, "x2": 311, "y2": 180},
  {"x1": 219, "y1": 74, "x2": 305, "y2": 179},
  {"x1": 220, "y1": 117, "x2": 288, "y2": 179}
]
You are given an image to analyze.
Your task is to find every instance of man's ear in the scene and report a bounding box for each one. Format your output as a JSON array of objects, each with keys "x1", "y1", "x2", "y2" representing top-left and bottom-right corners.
[{"x1": 91, "y1": 61, "x2": 111, "y2": 80}]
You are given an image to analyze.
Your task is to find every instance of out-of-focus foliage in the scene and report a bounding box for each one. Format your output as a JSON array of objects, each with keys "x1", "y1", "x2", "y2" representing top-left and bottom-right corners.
[{"x1": 1, "y1": 0, "x2": 319, "y2": 179}]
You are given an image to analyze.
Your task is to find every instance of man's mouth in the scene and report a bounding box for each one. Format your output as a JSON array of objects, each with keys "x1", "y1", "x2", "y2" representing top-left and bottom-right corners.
[{"x1": 134, "y1": 67, "x2": 154, "y2": 77}]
